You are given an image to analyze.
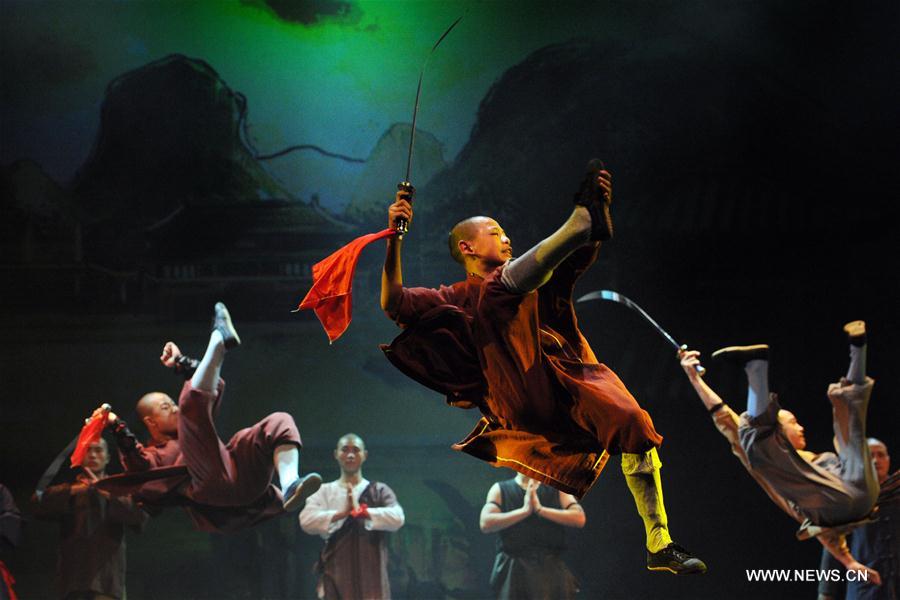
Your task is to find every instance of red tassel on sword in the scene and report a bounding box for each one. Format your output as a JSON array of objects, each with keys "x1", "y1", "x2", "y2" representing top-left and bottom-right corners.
[
  {"x1": 295, "y1": 229, "x2": 397, "y2": 343},
  {"x1": 294, "y1": 17, "x2": 461, "y2": 344},
  {"x1": 70, "y1": 403, "x2": 110, "y2": 468}
]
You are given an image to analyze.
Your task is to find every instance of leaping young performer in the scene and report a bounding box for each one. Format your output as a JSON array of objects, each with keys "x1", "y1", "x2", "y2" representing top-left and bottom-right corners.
[
  {"x1": 92, "y1": 302, "x2": 322, "y2": 532},
  {"x1": 378, "y1": 163, "x2": 707, "y2": 575},
  {"x1": 678, "y1": 321, "x2": 881, "y2": 584}
]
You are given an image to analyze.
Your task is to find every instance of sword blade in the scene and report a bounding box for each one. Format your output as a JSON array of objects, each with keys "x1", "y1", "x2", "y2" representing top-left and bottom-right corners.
[
  {"x1": 577, "y1": 290, "x2": 680, "y2": 350},
  {"x1": 404, "y1": 16, "x2": 463, "y2": 182},
  {"x1": 577, "y1": 289, "x2": 705, "y2": 375}
]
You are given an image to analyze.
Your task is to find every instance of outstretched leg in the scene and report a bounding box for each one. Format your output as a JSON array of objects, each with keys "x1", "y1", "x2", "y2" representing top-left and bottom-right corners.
[
  {"x1": 711, "y1": 344, "x2": 771, "y2": 417},
  {"x1": 500, "y1": 164, "x2": 612, "y2": 293},
  {"x1": 501, "y1": 206, "x2": 593, "y2": 292},
  {"x1": 828, "y1": 321, "x2": 878, "y2": 519},
  {"x1": 191, "y1": 302, "x2": 240, "y2": 392},
  {"x1": 181, "y1": 304, "x2": 320, "y2": 511},
  {"x1": 844, "y1": 320, "x2": 866, "y2": 385},
  {"x1": 276, "y1": 443, "x2": 322, "y2": 512},
  {"x1": 622, "y1": 449, "x2": 707, "y2": 575}
]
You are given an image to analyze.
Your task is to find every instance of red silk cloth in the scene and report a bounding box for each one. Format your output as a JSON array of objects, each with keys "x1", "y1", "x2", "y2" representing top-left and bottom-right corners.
[
  {"x1": 350, "y1": 503, "x2": 370, "y2": 520},
  {"x1": 70, "y1": 408, "x2": 109, "y2": 468},
  {"x1": 296, "y1": 228, "x2": 397, "y2": 343}
]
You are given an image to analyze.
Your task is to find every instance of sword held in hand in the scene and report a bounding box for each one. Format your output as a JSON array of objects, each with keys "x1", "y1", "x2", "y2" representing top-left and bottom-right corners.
[{"x1": 395, "y1": 16, "x2": 463, "y2": 237}]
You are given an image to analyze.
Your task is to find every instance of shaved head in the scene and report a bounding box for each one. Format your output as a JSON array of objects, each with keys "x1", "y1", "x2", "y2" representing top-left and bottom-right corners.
[
  {"x1": 449, "y1": 216, "x2": 494, "y2": 265},
  {"x1": 335, "y1": 433, "x2": 367, "y2": 476},
  {"x1": 136, "y1": 391, "x2": 179, "y2": 440},
  {"x1": 136, "y1": 392, "x2": 170, "y2": 419},
  {"x1": 868, "y1": 437, "x2": 886, "y2": 449},
  {"x1": 868, "y1": 437, "x2": 890, "y2": 483},
  {"x1": 337, "y1": 433, "x2": 365, "y2": 452}
]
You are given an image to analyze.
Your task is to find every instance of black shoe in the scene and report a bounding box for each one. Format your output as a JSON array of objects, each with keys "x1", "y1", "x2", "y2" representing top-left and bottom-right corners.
[
  {"x1": 282, "y1": 472, "x2": 322, "y2": 512},
  {"x1": 213, "y1": 302, "x2": 241, "y2": 350},
  {"x1": 711, "y1": 344, "x2": 768, "y2": 366},
  {"x1": 647, "y1": 543, "x2": 708, "y2": 575},
  {"x1": 843, "y1": 320, "x2": 866, "y2": 347},
  {"x1": 573, "y1": 158, "x2": 613, "y2": 241}
]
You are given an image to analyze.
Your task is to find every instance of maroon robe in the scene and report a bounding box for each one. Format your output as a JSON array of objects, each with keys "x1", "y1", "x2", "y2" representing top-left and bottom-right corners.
[
  {"x1": 97, "y1": 379, "x2": 302, "y2": 532},
  {"x1": 382, "y1": 245, "x2": 661, "y2": 498},
  {"x1": 31, "y1": 475, "x2": 149, "y2": 599},
  {"x1": 314, "y1": 482, "x2": 397, "y2": 600}
]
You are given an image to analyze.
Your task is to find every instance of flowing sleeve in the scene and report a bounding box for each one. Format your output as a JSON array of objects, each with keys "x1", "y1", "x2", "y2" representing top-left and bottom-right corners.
[
  {"x1": 107, "y1": 494, "x2": 151, "y2": 531},
  {"x1": 30, "y1": 483, "x2": 73, "y2": 518},
  {"x1": 113, "y1": 420, "x2": 160, "y2": 472},
  {"x1": 365, "y1": 483, "x2": 404, "y2": 532},
  {"x1": 299, "y1": 486, "x2": 340, "y2": 538},
  {"x1": 389, "y1": 285, "x2": 459, "y2": 327}
]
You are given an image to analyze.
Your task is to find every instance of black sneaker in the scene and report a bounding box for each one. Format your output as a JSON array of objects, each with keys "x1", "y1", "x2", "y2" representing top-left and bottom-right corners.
[
  {"x1": 647, "y1": 542, "x2": 708, "y2": 575},
  {"x1": 282, "y1": 472, "x2": 322, "y2": 512},
  {"x1": 212, "y1": 302, "x2": 241, "y2": 350},
  {"x1": 843, "y1": 320, "x2": 866, "y2": 347},
  {"x1": 573, "y1": 158, "x2": 613, "y2": 241},
  {"x1": 711, "y1": 344, "x2": 768, "y2": 367}
]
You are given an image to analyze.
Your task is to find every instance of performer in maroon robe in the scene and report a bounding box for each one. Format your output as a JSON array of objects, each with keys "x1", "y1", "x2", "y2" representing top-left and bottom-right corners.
[
  {"x1": 300, "y1": 434, "x2": 404, "y2": 599},
  {"x1": 379, "y1": 164, "x2": 705, "y2": 574},
  {"x1": 32, "y1": 439, "x2": 149, "y2": 600},
  {"x1": 95, "y1": 303, "x2": 321, "y2": 532}
]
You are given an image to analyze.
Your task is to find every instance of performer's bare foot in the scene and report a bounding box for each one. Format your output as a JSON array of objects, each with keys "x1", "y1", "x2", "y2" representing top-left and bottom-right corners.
[
  {"x1": 282, "y1": 472, "x2": 323, "y2": 512},
  {"x1": 711, "y1": 344, "x2": 769, "y2": 366},
  {"x1": 843, "y1": 320, "x2": 866, "y2": 347},
  {"x1": 647, "y1": 542, "x2": 708, "y2": 575},
  {"x1": 213, "y1": 302, "x2": 241, "y2": 350}
]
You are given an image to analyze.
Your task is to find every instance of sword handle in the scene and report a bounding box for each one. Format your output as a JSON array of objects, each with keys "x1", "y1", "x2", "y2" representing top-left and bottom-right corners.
[
  {"x1": 679, "y1": 344, "x2": 706, "y2": 376},
  {"x1": 396, "y1": 181, "x2": 415, "y2": 238}
]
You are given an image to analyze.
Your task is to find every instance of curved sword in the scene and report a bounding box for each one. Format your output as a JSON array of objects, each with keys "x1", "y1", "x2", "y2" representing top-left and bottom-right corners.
[
  {"x1": 577, "y1": 289, "x2": 706, "y2": 375},
  {"x1": 396, "y1": 15, "x2": 463, "y2": 237}
]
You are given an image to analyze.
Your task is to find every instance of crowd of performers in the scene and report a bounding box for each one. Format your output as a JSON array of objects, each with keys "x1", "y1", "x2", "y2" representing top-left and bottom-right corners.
[{"x1": 2, "y1": 164, "x2": 897, "y2": 600}]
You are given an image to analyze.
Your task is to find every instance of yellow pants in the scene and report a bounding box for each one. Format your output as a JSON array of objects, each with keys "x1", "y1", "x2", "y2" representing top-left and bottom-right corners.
[{"x1": 622, "y1": 448, "x2": 672, "y2": 553}]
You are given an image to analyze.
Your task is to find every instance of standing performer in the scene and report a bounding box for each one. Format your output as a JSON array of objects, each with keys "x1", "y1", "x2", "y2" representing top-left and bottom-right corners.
[
  {"x1": 480, "y1": 473, "x2": 584, "y2": 599},
  {"x1": 299, "y1": 433, "x2": 405, "y2": 599},
  {"x1": 31, "y1": 439, "x2": 148, "y2": 600},
  {"x1": 379, "y1": 164, "x2": 706, "y2": 574},
  {"x1": 817, "y1": 438, "x2": 899, "y2": 600},
  {"x1": 95, "y1": 302, "x2": 322, "y2": 532},
  {"x1": 678, "y1": 321, "x2": 881, "y2": 583}
]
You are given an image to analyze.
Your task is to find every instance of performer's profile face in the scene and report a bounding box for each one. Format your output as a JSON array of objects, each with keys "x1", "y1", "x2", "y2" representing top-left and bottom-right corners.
[
  {"x1": 777, "y1": 409, "x2": 806, "y2": 450},
  {"x1": 461, "y1": 218, "x2": 512, "y2": 267},
  {"x1": 869, "y1": 440, "x2": 890, "y2": 483},
  {"x1": 335, "y1": 435, "x2": 367, "y2": 474}
]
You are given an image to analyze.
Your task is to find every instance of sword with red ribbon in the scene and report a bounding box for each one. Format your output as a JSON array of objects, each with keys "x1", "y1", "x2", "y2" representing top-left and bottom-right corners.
[
  {"x1": 296, "y1": 17, "x2": 462, "y2": 343},
  {"x1": 34, "y1": 404, "x2": 111, "y2": 500}
]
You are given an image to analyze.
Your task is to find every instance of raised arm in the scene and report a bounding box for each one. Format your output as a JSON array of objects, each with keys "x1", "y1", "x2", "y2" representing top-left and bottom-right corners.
[
  {"x1": 678, "y1": 349, "x2": 726, "y2": 411},
  {"x1": 381, "y1": 189, "x2": 413, "y2": 316}
]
